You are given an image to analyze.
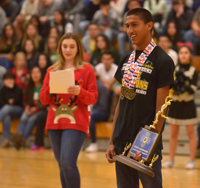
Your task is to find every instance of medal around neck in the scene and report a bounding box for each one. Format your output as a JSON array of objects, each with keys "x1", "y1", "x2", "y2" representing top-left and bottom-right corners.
[{"x1": 113, "y1": 96, "x2": 172, "y2": 177}]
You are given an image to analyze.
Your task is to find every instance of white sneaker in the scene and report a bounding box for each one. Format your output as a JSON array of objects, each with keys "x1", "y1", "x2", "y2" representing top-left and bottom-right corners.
[
  {"x1": 85, "y1": 143, "x2": 98, "y2": 152},
  {"x1": 162, "y1": 160, "x2": 175, "y2": 168},
  {"x1": 185, "y1": 160, "x2": 197, "y2": 169}
]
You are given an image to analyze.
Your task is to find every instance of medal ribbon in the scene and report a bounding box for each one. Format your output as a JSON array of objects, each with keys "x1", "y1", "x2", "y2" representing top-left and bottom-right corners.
[{"x1": 123, "y1": 39, "x2": 156, "y2": 89}]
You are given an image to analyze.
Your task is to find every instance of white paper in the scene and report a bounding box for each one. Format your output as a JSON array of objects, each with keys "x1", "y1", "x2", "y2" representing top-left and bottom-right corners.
[{"x1": 50, "y1": 69, "x2": 75, "y2": 94}]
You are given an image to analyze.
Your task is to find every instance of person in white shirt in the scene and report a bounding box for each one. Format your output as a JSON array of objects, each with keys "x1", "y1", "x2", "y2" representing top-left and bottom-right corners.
[
  {"x1": 110, "y1": 0, "x2": 128, "y2": 24},
  {"x1": 158, "y1": 35, "x2": 178, "y2": 66},
  {"x1": 13, "y1": 0, "x2": 39, "y2": 39},
  {"x1": 85, "y1": 51, "x2": 118, "y2": 152},
  {"x1": 95, "y1": 51, "x2": 118, "y2": 91}
]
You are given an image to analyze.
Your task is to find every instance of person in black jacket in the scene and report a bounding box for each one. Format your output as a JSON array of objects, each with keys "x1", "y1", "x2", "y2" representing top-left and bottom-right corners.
[{"x1": 0, "y1": 72, "x2": 23, "y2": 148}]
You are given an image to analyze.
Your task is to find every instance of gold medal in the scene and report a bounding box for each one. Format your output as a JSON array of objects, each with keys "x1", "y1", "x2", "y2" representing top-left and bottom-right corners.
[{"x1": 121, "y1": 86, "x2": 136, "y2": 100}]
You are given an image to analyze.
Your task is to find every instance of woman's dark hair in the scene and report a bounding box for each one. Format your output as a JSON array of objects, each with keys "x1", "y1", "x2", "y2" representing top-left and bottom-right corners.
[
  {"x1": 22, "y1": 39, "x2": 37, "y2": 56},
  {"x1": 126, "y1": 8, "x2": 154, "y2": 24},
  {"x1": 165, "y1": 21, "x2": 182, "y2": 42},
  {"x1": 178, "y1": 45, "x2": 192, "y2": 65},
  {"x1": 30, "y1": 15, "x2": 42, "y2": 32},
  {"x1": 0, "y1": 24, "x2": 16, "y2": 51},
  {"x1": 94, "y1": 34, "x2": 110, "y2": 53},
  {"x1": 102, "y1": 51, "x2": 114, "y2": 58},
  {"x1": 54, "y1": 10, "x2": 66, "y2": 34},
  {"x1": 25, "y1": 66, "x2": 42, "y2": 106},
  {"x1": 3, "y1": 72, "x2": 15, "y2": 80},
  {"x1": 48, "y1": 26, "x2": 62, "y2": 39},
  {"x1": 36, "y1": 53, "x2": 52, "y2": 80}
]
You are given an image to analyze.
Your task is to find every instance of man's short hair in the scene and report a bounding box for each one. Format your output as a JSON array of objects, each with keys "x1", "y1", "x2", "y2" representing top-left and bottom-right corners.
[
  {"x1": 102, "y1": 51, "x2": 114, "y2": 58},
  {"x1": 88, "y1": 22, "x2": 98, "y2": 28},
  {"x1": 126, "y1": 8, "x2": 154, "y2": 24},
  {"x1": 3, "y1": 72, "x2": 15, "y2": 80},
  {"x1": 100, "y1": 0, "x2": 110, "y2": 6},
  {"x1": 158, "y1": 35, "x2": 170, "y2": 41}
]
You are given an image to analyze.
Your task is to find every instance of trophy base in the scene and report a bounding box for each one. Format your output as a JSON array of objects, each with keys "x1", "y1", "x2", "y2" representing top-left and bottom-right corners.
[{"x1": 113, "y1": 154, "x2": 155, "y2": 177}]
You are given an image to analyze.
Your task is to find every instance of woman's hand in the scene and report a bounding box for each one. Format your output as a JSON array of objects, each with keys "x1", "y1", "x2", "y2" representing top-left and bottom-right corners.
[{"x1": 67, "y1": 85, "x2": 81, "y2": 95}]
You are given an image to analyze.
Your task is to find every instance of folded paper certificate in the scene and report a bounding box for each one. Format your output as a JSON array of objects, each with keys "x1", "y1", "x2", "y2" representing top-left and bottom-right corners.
[{"x1": 50, "y1": 69, "x2": 75, "y2": 94}]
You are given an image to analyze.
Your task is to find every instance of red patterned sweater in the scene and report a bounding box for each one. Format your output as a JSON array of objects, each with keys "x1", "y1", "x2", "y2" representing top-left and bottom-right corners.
[{"x1": 40, "y1": 64, "x2": 98, "y2": 134}]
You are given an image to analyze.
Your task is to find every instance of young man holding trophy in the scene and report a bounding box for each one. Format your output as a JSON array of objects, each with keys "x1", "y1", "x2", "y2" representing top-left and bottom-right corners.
[{"x1": 106, "y1": 8, "x2": 174, "y2": 188}]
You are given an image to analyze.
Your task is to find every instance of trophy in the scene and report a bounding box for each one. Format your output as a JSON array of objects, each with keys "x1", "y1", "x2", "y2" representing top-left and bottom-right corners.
[{"x1": 113, "y1": 96, "x2": 172, "y2": 177}]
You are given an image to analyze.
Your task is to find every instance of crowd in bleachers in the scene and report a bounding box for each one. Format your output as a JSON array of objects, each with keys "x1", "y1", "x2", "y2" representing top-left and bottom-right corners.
[{"x1": 0, "y1": 0, "x2": 200, "y2": 151}]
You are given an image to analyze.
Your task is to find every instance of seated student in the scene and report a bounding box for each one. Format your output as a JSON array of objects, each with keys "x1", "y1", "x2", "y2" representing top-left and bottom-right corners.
[
  {"x1": 0, "y1": 0, "x2": 19, "y2": 22},
  {"x1": 35, "y1": 53, "x2": 51, "y2": 80},
  {"x1": 48, "y1": 26, "x2": 61, "y2": 40},
  {"x1": 11, "y1": 66, "x2": 46, "y2": 150},
  {"x1": 38, "y1": 0, "x2": 60, "y2": 30},
  {"x1": 165, "y1": 0, "x2": 193, "y2": 33},
  {"x1": 21, "y1": 23, "x2": 43, "y2": 52},
  {"x1": 158, "y1": 35, "x2": 178, "y2": 66},
  {"x1": 22, "y1": 39, "x2": 40, "y2": 72},
  {"x1": 50, "y1": 10, "x2": 74, "y2": 35},
  {"x1": 85, "y1": 80, "x2": 110, "y2": 152},
  {"x1": 143, "y1": 0, "x2": 168, "y2": 25},
  {"x1": 165, "y1": 21, "x2": 184, "y2": 52},
  {"x1": 44, "y1": 36, "x2": 58, "y2": 64},
  {"x1": 0, "y1": 72, "x2": 23, "y2": 148},
  {"x1": 81, "y1": 22, "x2": 100, "y2": 56},
  {"x1": 79, "y1": 0, "x2": 100, "y2": 36},
  {"x1": 184, "y1": 7, "x2": 200, "y2": 55},
  {"x1": 59, "y1": 0, "x2": 86, "y2": 34},
  {"x1": 11, "y1": 52, "x2": 28, "y2": 93},
  {"x1": 110, "y1": 0, "x2": 128, "y2": 25},
  {"x1": 95, "y1": 51, "x2": 118, "y2": 91},
  {"x1": 117, "y1": 0, "x2": 141, "y2": 55},
  {"x1": 90, "y1": 34, "x2": 121, "y2": 66},
  {"x1": 0, "y1": 24, "x2": 20, "y2": 70},
  {"x1": 13, "y1": 0, "x2": 39, "y2": 39},
  {"x1": 92, "y1": 0, "x2": 119, "y2": 41}
]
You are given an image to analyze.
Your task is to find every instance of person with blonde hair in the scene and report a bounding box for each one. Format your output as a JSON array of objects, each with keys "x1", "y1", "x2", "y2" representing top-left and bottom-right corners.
[
  {"x1": 11, "y1": 52, "x2": 28, "y2": 93},
  {"x1": 21, "y1": 23, "x2": 42, "y2": 51},
  {"x1": 40, "y1": 33, "x2": 98, "y2": 188}
]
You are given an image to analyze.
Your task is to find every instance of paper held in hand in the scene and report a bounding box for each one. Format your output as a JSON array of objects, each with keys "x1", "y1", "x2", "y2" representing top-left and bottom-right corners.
[{"x1": 49, "y1": 69, "x2": 75, "y2": 94}]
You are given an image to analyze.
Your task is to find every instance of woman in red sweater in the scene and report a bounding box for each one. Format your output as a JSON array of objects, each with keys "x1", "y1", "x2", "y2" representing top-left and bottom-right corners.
[{"x1": 40, "y1": 33, "x2": 98, "y2": 188}]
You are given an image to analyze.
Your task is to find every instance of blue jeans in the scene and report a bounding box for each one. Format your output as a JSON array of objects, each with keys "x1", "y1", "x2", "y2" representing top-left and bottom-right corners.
[
  {"x1": 115, "y1": 142, "x2": 163, "y2": 188},
  {"x1": 0, "y1": 105, "x2": 23, "y2": 139},
  {"x1": 48, "y1": 129, "x2": 86, "y2": 188},
  {"x1": 17, "y1": 110, "x2": 45, "y2": 140},
  {"x1": 184, "y1": 29, "x2": 200, "y2": 55},
  {"x1": 0, "y1": 57, "x2": 10, "y2": 70},
  {"x1": 117, "y1": 32, "x2": 132, "y2": 55},
  {"x1": 104, "y1": 29, "x2": 118, "y2": 42},
  {"x1": 90, "y1": 110, "x2": 108, "y2": 143}
]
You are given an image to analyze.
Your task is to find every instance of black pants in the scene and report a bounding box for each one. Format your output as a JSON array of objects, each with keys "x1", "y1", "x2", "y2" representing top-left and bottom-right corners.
[{"x1": 35, "y1": 110, "x2": 48, "y2": 146}]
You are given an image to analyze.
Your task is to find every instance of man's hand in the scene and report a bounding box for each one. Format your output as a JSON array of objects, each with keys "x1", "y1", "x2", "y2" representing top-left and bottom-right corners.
[
  {"x1": 106, "y1": 144, "x2": 116, "y2": 163},
  {"x1": 194, "y1": 28, "x2": 200, "y2": 37},
  {"x1": 133, "y1": 151, "x2": 142, "y2": 161},
  {"x1": 65, "y1": 14, "x2": 69, "y2": 19},
  {"x1": 8, "y1": 99, "x2": 14, "y2": 105},
  {"x1": 100, "y1": 25, "x2": 107, "y2": 31}
]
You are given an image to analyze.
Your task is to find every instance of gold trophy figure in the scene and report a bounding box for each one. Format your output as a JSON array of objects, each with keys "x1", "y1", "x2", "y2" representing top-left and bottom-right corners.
[{"x1": 113, "y1": 96, "x2": 172, "y2": 177}]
